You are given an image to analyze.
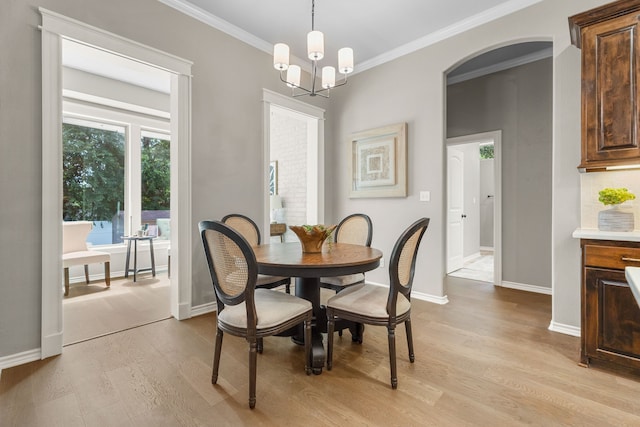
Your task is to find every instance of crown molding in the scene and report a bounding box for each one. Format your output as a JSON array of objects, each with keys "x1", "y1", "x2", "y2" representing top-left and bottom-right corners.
[
  {"x1": 356, "y1": 0, "x2": 543, "y2": 73},
  {"x1": 159, "y1": 0, "x2": 543, "y2": 75},
  {"x1": 446, "y1": 45, "x2": 552, "y2": 85}
]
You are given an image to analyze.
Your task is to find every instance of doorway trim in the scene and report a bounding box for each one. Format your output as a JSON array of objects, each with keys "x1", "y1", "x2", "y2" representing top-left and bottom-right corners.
[
  {"x1": 40, "y1": 8, "x2": 193, "y2": 358},
  {"x1": 261, "y1": 89, "x2": 325, "y2": 235},
  {"x1": 446, "y1": 130, "x2": 502, "y2": 286}
]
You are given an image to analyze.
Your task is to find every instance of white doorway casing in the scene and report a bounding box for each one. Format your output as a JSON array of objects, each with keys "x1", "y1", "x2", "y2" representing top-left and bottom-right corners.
[
  {"x1": 262, "y1": 89, "x2": 325, "y2": 235},
  {"x1": 446, "y1": 131, "x2": 502, "y2": 286},
  {"x1": 40, "y1": 9, "x2": 193, "y2": 359}
]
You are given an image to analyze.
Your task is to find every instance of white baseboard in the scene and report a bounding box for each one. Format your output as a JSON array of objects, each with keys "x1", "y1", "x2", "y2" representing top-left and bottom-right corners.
[
  {"x1": 190, "y1": 302, "x2": 216, "y2": 317},
  {"x1": 464, "y1": 252, "x2": 481, "y2": 264},
  {"x1": 480, "y1": 246, "x2": 494, "y2": 252},
  {"x1": 366, "y1": 280, "x2": 449, "y2": 305},
  {"x1": 412, "y1": 291, "x2": 450, "y2": 305},
  {"x1": 0, "y1": 348, "x2": 42, "y2": 373},
  {"x1": 499, "y1": 281, "x2": 552, "y2": 295},
  {"x1": 548, "y1": 320, "x2": 580, "y2": 337}
]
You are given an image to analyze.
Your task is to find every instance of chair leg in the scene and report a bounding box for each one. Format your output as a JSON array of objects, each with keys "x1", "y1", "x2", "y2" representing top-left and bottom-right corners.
[
  {"x1": 104, "y1": 262, "x2": 111, "y2": 288},
  {"x1": 64, "y1": 268, "x2": 70, "y2": 296},
  {"x1": 285, "y1": 278, "x2": 291, "y2": 294},
  {"x1": 326, "y1": 310, "x2": 335, "y2": 371},
  {"x1": 248, "y1": 339, "x2": 258, "y2": 409},
  {"x1": 257, "y1": 337, "x2": 264, "y2": 354},
  {"x1": 304, "y1": 317, "x2": 312, "y2": 375},
  {"x1": 387, "y1": 325, "x2": 398, "y2": 389},
  {"x1": 212, "y1": 327, "x2": 223, "y2": 384},
  {"x1": 405, "y1": 318, "x2": 415, "y2": 363},
  {"x1": 84, "y1": 265, "x2": 90, "y2": 284}
]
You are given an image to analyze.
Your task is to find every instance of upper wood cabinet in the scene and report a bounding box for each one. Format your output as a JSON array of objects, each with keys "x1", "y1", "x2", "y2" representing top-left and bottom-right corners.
[{"x1": 570, "y1": 1, "x2": 640, "y2": 171}]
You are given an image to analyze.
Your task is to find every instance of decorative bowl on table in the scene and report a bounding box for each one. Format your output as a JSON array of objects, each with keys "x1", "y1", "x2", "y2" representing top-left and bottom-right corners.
[{"x1": 289, "y1": 224, "x2": 337, "y2": 253}]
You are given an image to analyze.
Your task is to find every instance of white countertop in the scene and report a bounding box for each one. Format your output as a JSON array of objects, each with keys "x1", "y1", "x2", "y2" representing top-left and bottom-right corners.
[
  {"x1": 572, "y1": 228, "x2": 640, "y2": 242},
  {"x1": 625, "y1": 267, "x2": 640, "y2": 308}
]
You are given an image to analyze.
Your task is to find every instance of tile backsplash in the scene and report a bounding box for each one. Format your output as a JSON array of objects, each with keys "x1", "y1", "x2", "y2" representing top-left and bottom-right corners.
[{"x1": 580, "y1": 170, "x2": 640, "y2": 230}]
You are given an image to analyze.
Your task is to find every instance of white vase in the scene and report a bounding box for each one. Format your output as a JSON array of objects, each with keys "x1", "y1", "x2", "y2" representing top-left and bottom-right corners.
[{"x1": 598, "y1": 204, "x2": 634, "y2": 232}]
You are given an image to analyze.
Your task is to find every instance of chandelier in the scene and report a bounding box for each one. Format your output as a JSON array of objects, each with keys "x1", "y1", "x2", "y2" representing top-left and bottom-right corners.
[{"x1": 273, "y1": 0, "x2": 354, "y2": 97}]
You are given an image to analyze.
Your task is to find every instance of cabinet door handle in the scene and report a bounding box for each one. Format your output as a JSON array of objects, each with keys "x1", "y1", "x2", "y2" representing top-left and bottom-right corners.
[{"x1": 621, "y1": 257, "x2": 640, "y2": 263}]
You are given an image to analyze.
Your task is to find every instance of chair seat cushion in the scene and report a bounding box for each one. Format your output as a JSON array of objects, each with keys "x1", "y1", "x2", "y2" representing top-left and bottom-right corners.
[
  {"x1": 218, "y1": 289, "x2": 311, "y2": 330},
  {"x1": 327, "y1": 283, "x2": 410, "y2": 319},
  {"x1": 321, "y1": 273, "x2": 364, "y2": 287},
  {"x1": 63, "y1": 250, "x2": 110, "y2": 268},
  {"x1": 256, "y1": 274, "x2": 289, "y2": 286}
]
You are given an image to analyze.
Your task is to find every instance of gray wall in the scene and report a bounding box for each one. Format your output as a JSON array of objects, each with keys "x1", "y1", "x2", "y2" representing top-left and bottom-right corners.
[
  {"x1": 0, "y1": 0, "x2": 327, "y2": 358},
  {"x1": 0, "y1": 0, "x2": 611, "y2": 360},
  {"x1": 326, "y1": 0, "x2": 608, "y2": 330},
  {"x1": 447, "y1": 58, "x2": 553, "y2": 288}
]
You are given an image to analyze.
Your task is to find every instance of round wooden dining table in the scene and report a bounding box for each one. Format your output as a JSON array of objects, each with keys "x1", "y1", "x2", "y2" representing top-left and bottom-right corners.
[{"x1": 253, "y1": 242, "x2": 382, "y2": 374}]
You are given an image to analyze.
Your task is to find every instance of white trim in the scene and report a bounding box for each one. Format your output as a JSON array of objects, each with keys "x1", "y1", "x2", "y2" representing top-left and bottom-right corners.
[
  {"x1": 39, "y1": 8, "x2": 192, "y2": 75},
  {"x1": 356, "y1": 0, "x2": 543, "y2": 73},
  {"x1": 63, "y1": 89, "x2": 171, "y2": 119},
  {"x1": 446, "y1": 130, "x2": 503, "y2": 289},
  {"x1": 548, "y1": 321, "x2": 581, "y2": 337},
  {"x1": 159, "y1": 0, "x2": 541, "y2": 76},
  {"x1": 0, "y1": 348, "x2": 42, "y2": 372},
  {"x1": 500, "y1": 280, "x2": 552, "y2": 295},
  {"x1": 366, "y1": 280, "x2": 449, "y2": 305},
  {"x1": 447, "y1": 46, "x2": 553, "y2": 85},
  {"x1": 464, "y1": 252, "x2": 482, "y2": 264},
  {"x1": 262, "y1": 89, "x2": 325, "y2": 235},
  {"x1": 190, "y1": 302, "x2": 217, "y2": 318},
  {"x1": 157, "y1": 0, "x2": 272, "y2": 55},
  {"x1": 40, "y1": 8, "x2": 193, "y2": 360}
]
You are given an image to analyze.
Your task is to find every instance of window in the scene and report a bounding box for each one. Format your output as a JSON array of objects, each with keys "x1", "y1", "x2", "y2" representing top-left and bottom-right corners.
[
  {"x1": 62, "y1": 105, "x2": 170, "y2": 245},
  {"x1": 480, "y1": 143, "x2": 494, "y2": 159}
]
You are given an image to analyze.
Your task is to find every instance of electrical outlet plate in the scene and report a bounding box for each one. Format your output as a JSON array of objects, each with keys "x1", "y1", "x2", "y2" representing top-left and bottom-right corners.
[{"x1": 419, "y1": 191, "x2": 430, "y2": 202}]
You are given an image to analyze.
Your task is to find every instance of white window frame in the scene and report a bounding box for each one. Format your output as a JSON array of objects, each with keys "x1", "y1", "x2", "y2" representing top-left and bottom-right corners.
[{"x1": 63, "y1": 101, "x2": 171, "y2": 241}]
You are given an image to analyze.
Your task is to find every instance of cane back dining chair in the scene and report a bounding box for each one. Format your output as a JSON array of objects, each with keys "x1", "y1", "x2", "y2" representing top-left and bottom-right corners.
[
  {"x1": 222, "y1": 213, "x2": 291, "y2": 293},
  {"x1": 326, "y1": 217, "x2": 430, "y2": 389},
  {"x1": 199, "y1": 220, "x2": 312, "y2": 409},
  {"x1": 320, "y1": 213, "x2": 373, "y2": 292}
]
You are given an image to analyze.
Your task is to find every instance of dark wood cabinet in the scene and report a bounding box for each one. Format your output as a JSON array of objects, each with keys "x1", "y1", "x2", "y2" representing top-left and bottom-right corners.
[
  {"x1": 580, "y1": 239, "x2": 640, "y2": 371},
  {"x1": 570, "y1": 1, "x2": 640, "y2": 170}
]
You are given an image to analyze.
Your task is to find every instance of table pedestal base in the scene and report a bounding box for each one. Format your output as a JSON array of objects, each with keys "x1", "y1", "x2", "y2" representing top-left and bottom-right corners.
[{"x1": 292, "y1": 277, "x2": 364, "y2": 374}]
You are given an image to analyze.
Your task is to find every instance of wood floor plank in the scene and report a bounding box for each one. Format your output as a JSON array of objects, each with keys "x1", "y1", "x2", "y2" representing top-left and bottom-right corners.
[{"x1": 3, "y1": 278, "x2": 640, "y2": 426}]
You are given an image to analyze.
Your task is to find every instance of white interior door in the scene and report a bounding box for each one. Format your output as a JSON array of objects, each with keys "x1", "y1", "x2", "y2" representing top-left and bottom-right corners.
[{"x1": 447, "y1": 147, "x2": 464, "y2": 273}]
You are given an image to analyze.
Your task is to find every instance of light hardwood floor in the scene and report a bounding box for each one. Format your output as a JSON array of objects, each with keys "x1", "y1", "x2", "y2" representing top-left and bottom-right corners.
[
  {"x1": 2, "y1": 277, "x2": 640, "y2": 426},
  {"x1": 63, "y1": 275, "x2": 171, "y2": 345}
]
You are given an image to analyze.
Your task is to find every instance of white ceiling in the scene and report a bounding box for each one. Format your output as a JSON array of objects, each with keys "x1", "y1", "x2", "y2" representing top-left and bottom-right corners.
[
  {"x1": 160, "y1": 0, "x2": 544, "y2": 73},
  {"x1": 62, "y1": 0, "x2": 549, "y2": 93}
]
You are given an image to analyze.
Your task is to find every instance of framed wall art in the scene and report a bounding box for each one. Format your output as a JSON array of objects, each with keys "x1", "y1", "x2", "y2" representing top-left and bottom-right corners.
[{"x1": 349, "y1": 122, "x2": 407, "y2": 198}]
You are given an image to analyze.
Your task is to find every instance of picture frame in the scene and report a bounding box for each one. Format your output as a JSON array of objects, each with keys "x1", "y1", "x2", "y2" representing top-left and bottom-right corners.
[
  {"x1": 269, "y1": 160, "x2": 278, "y2": 195},
  {"x1": 349, "y1": 122, "x2": 407, "y2": 198}
]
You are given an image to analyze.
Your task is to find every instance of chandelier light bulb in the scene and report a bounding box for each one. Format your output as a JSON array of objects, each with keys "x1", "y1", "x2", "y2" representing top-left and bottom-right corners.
[
  {"x1": 322, "y1": 66, "x2": 335, "y2": 89},
  {"x1": 273, "y1": 43, "x2": 290, "y2": 70},
  {"x1": 307, "y1": 30, "x2": 324, "y2": 60},
  {"x1": 286, "y1": 65, "x2": 301, "y2": 88},
  {"x1": 338, "y1": 47, "x2": 354, "y2": 74}
]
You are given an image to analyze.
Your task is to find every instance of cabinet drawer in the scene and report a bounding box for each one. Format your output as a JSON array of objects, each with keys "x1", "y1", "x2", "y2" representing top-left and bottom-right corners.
[{"x1": 585, "y1": 245, "x2": 640, "y2": 270}]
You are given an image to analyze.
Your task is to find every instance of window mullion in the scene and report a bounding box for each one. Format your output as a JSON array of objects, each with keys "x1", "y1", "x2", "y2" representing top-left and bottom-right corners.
[{"x1": 128, "y1": 124, "x2": 142, "y2": 234}]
